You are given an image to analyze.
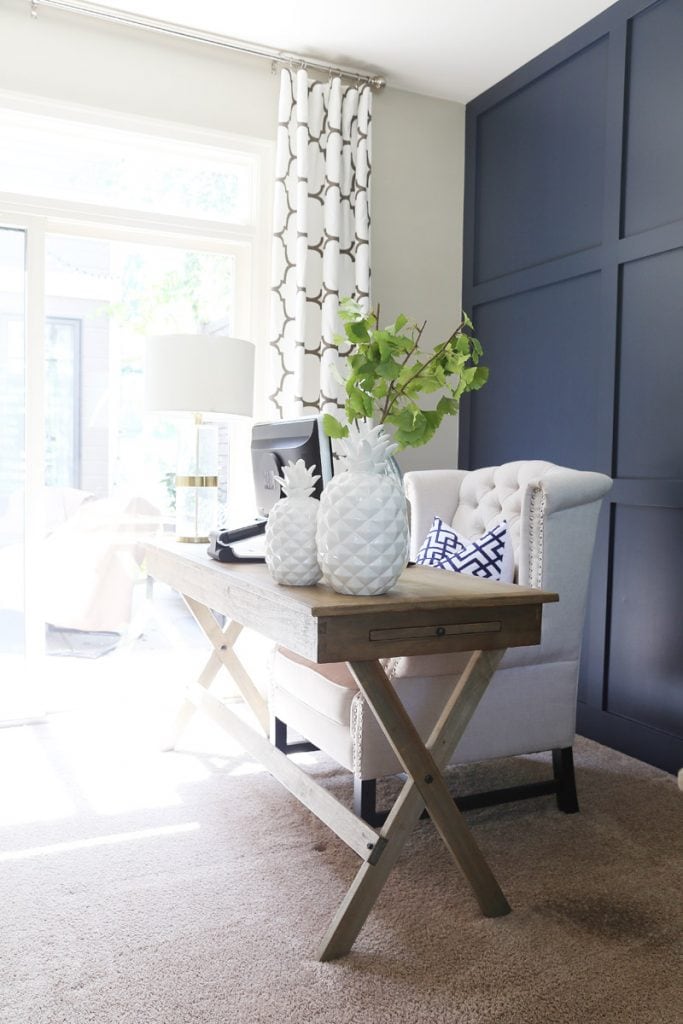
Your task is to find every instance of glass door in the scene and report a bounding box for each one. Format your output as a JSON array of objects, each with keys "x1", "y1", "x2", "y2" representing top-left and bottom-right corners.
[
  {"x1": 0, "y1": 224, "x2": 44, "y2": 723},
  {"x1": 0, "y1": 219, "x2": 253, "y2": 717}
]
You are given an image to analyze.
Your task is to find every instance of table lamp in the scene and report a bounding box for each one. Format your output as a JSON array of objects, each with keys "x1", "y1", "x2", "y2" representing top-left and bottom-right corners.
[{"x1": 145, "y1": 334, "x2": 255, "y2": 542}]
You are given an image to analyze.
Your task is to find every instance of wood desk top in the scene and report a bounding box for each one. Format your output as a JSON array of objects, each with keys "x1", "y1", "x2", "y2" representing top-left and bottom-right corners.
[{"x1": 145, "y1": 540, "x2": 558, "y2": 664}]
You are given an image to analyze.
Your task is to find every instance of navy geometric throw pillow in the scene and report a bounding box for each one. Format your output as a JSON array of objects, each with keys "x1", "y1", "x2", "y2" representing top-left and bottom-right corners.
[{"x1": 416, "y1": 516, "x2": 514, "y2": 582}]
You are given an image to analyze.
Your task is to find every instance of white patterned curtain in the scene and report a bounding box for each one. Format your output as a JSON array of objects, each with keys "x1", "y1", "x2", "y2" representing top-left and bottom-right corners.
[{"x1": 268, "y1": 68, "x2": 372, "y2": 418}]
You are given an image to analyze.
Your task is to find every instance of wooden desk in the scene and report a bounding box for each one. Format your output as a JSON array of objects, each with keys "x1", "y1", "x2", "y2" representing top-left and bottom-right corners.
[{"x1": 146, "y1": 540, "x2": 558, "y2": 960}]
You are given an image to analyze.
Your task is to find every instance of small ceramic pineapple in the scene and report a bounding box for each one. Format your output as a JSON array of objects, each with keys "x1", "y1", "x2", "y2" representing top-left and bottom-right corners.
[{"x1": 265, "y1": 459, "x2": 322, "y2": 586}]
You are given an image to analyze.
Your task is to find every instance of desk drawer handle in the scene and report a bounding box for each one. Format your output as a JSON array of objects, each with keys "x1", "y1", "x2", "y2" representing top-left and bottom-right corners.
[{"x1": 369, "y1": 621, "x2": 502, "y2": 642}]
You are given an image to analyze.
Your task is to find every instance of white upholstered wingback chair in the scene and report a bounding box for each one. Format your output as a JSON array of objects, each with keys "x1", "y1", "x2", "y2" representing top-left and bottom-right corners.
[{"x1": 270, "y1": 461, "x2": 613, "y2": 824}]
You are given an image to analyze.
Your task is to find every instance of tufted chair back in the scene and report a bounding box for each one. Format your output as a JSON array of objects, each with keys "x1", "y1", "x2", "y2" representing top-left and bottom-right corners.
[
  {"x1": 404, "y1": 462, "x2": 612, "y2": 666},
  {"x1": 450, "y1": 461, "x2": 555, "y2": 577}
]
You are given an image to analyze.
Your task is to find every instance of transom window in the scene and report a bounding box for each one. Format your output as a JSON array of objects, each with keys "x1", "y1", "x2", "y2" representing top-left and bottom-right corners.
[{"x1": 0, "y1": 106, "x2": 256, "y2": 225}]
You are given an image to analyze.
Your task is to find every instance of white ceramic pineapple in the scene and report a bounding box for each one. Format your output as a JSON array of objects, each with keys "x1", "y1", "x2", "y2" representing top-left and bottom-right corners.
[
  {"x1": 317, "y1": 421, "x2": 410, "y2": 596},
  {"x1": 265, "y1": 460, "x2": 322, "y2": 586}
]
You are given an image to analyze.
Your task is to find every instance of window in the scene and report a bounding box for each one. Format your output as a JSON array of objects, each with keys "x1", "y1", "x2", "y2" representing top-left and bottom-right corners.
[{"x1": 0, "y1": 106, "x2": 256, "y2": 225}]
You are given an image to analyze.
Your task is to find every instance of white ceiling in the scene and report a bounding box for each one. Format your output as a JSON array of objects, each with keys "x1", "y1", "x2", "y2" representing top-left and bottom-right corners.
[{"x1": 107, "y1": 0, "x2": 617, "y2": 102}]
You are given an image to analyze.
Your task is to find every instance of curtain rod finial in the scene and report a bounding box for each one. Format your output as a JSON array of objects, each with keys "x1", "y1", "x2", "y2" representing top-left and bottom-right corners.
[{"x1": 371, "y1": 76, "x2": 386, "y2": 91}]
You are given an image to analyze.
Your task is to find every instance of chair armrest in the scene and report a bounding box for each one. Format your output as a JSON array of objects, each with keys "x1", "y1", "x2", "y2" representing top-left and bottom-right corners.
[
  {"x1": 403, "y1": 469, "x2": 469, "y2": 559},
  {"x1": 533, "y1": 468, "x2": 612, "y2": 516}
]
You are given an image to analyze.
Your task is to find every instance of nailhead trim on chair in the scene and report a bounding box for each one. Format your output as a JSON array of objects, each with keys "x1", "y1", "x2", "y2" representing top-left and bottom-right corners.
[
  {"x1": 528, "y1": 484, "x2": 546, "y2": 588},
  {"x1": 382, "y1": 657, "x2": 399, "y2": 683},
  {"x1": 351, "y1": 693, "x2": 364, "y2": 777},
  {"x1": 351, "y1": 658, "x2": 399, "y2": 776}
]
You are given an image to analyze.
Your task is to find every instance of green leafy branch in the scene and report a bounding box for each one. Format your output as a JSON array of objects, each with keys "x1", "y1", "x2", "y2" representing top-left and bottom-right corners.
[{"x1": 323, "y1": 297, "x2": 489, "y2": 450}]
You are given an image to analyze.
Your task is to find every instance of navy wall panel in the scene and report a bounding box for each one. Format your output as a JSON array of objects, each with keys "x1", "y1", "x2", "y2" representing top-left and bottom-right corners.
[
  {"x1": 463, "y1": 0, "x2": 683, "y2": 773},
  {"x1": 617, "y1": 249, "x2": 683, "y2": 479},
  {"x1": 475, "y1": 39, "x2": 608, "y2": 284},
  {"x1": 608, "y1": 505, "x2": 683, "y2": 736},
  {"x1": 471, "y1": 274, "x2": 602, "y2": 470},
  {"x1": 623, "y1": 0, "x2": 683, "y2": 236}
]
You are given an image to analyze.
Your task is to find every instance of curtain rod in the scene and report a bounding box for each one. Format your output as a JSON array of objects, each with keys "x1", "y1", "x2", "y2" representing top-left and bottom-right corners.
[{"x1": 29, "y1": 0, "x2": 387, "y2": 90}]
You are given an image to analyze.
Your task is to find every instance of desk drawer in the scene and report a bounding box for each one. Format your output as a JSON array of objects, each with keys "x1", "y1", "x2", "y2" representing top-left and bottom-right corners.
[{"x1": 316, "y1": 603, "x2": 542, "y2": 663}]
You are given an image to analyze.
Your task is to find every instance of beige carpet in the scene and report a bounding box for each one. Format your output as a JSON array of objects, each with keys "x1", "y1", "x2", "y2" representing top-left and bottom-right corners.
[{"x1": 1, "y1": 702, "x2": 681, "y2": 1024}]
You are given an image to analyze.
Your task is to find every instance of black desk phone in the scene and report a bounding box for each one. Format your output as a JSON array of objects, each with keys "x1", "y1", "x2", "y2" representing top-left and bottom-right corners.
[{"x1": 207, "y1": 519, "x2": 267, "y2": 563}]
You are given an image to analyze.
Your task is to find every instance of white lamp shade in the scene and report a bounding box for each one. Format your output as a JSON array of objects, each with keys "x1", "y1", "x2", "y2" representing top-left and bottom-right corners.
[{"x1": 145, "y1": 334, "x2": 255, "y2": 416}]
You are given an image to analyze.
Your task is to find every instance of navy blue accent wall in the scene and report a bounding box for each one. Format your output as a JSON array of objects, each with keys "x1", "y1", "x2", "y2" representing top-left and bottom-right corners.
[{"x1": 462, "y1": 0, "x2": 683, "y2": 774}]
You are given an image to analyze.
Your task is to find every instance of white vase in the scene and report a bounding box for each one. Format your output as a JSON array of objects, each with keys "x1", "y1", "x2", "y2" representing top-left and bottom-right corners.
[
  {"x1": 317, "y1": 422, "x2": 410, "y2": 596},
  {"x1": 265, "y1": 460, "x2": 322, "y2": 586}
]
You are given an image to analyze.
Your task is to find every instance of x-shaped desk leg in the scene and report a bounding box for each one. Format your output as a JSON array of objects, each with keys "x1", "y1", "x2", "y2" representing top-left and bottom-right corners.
[
  {"x1": 166, "y1": 594, "x2": 508, "y2": 961},
  {"x1": 164, "y1": 594, "x2": 270, "y2": 749},
  {"x1": 318, "y1": 648, "x2": 509, "y2": 961}
]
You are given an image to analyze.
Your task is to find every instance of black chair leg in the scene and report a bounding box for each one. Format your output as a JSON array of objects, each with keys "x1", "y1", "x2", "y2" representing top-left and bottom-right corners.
[
  {"x1": 353, "y1": 777, "x2": 387, "y2": 827},
  {"x1": 273, "y1": 717, "x2": 288, "y2": 753},
  {"x1": 552, "y1": 746, "x2": 580, "y2": 813},
  {"x1": 272, "y1": 717, "x2": 319, "y2": 755}
]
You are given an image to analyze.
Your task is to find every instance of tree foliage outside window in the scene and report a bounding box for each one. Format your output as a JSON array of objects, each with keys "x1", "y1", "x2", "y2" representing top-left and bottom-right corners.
[{"x1": 107, "y1": 248, "x2": 235, "y2": 337}]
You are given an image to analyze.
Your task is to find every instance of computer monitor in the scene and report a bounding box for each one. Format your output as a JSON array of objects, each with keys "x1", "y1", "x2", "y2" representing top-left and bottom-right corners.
[{"x1": 251, "y1": 415, "x2": 334, "y2": 517}]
